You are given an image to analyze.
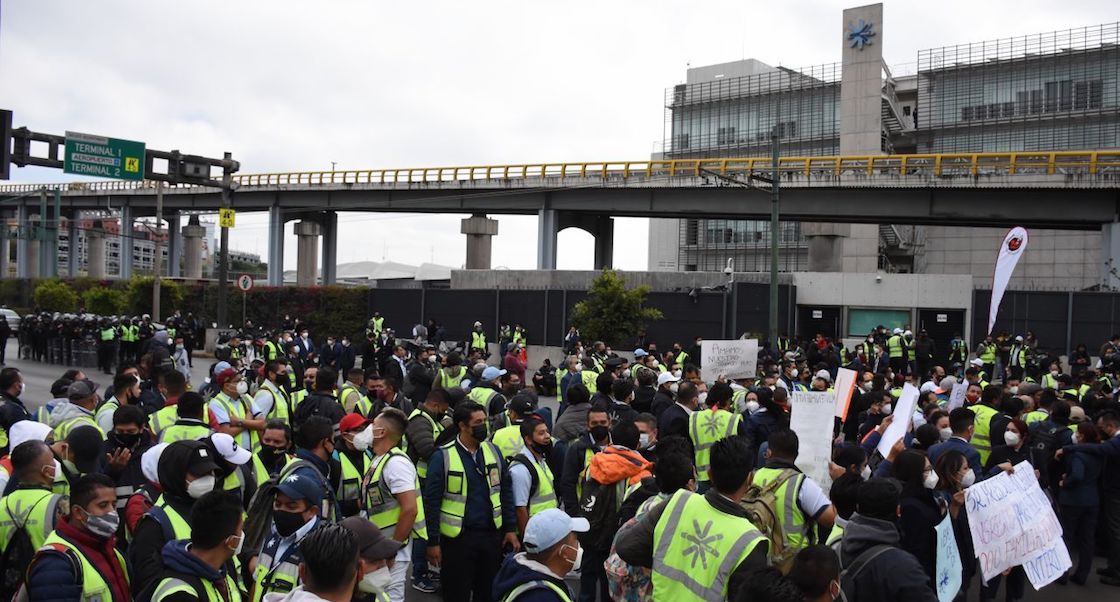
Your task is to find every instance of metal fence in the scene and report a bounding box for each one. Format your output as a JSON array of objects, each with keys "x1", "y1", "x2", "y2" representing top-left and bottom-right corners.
[{"x1": 973, "y1": 288, "x2": 1120, "y2": 356}]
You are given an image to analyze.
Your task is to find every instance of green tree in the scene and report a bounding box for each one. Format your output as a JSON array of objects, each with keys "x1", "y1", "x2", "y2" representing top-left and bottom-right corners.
[
  {"x1": 32, "y1": 280, "x2": 78, "y2": 312},
  {"x1": 570, "y1": 270, "x2": 662, "y2": 347},
  {"x1": 82, "y1": 287, "x2": 125, "y2": 315},
  {"x1": 125, "y1": 277, "x2": 185, "y2": 318}
]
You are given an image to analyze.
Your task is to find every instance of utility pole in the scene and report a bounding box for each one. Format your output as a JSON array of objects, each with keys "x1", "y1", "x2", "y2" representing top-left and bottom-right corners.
[
  {"x1": 152, "y1": 181, "x2": 163, "y2": 321},
  {"x1": 769, "y1": 119, "x2": 781, "y2": 346},
  {"x1": 216, "y1": 151, "x2": 233, "y2": 327}
]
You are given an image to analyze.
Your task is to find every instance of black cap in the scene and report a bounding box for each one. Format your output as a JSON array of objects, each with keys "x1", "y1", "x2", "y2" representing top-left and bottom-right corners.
[{"x1": 185, "y1": 444, "x2": 220, "y2": 477}]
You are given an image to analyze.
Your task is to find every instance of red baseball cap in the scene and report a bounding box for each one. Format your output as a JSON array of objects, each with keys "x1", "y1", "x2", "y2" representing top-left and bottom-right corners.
[
  {"x1": 339, "y1": 413, "x2": 371, "y2": 433},
  {"x1": 215, "y1": 368, "x2": 240, "y2": 388}
]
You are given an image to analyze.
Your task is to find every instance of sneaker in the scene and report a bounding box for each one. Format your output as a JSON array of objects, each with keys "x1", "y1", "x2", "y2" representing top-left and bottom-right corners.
[
  {"x1": 412, "y1": 577, "x2": 437, "y2": 594},
  {"x1": 428, "y1": 571, "x2": 441, "y2": 586}
]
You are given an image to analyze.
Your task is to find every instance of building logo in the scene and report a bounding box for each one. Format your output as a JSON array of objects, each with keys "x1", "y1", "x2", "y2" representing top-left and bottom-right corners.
[
  {"x1": 1007, "y1": 235, "x2": 1023, "y2": 252},
  {"x1": 847, "y1": 19, "x2": 875, "y2": 51}
]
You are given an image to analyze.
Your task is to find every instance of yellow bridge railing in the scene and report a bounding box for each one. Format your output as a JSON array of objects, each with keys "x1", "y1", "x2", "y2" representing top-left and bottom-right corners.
[{"x1": 2, "y1": 150, "x2": 1118, "y2": 193}]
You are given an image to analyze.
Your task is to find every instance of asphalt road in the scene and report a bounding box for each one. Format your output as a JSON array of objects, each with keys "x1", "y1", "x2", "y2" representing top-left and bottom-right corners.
[{"x1": 5, "y1": 341, "x2": 1113, "y2": 601}]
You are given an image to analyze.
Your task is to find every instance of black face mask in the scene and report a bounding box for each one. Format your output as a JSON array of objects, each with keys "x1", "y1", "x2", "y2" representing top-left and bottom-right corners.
[
  {"x1": 590, "y1": 425, "x2": 610, "y2": 442},
  {"x1": 531, "y1": 440, "x2": 553, "y2": 456},
  {"x1": 304, "y1": 380, "x2": 315, "y2": 391},
  {"x1": 470, "y1": 424, "x2": 489, "y2": 442},
  {"x1": 111, "y1": 432, "x2": 141, "y2": 450},
  {"x1": 259, "y1": 446, "x2": 288, "y2": 466},
  {"x1": 273, "y1": 509, "x2": 309, "y2": 537}
]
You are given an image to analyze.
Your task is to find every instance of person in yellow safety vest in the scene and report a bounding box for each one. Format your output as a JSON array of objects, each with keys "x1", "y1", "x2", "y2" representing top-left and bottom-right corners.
[
  {"x1": 492, "y1": 508, "x2": 582, "y2": 602},
  {"x1": 422, "y1": 400, "x2": 519, "y2": 602},
  {"x1": 469, "y1": 321, "x2": 488, "y2": 357},
  {"x1": 559, "y1": 405, "x2": 612, "y2": 513},
  {"x1": 904, "y1": 330, "x2": 917, "y2": 374},
  {"x1": 405, "y1": 389, "x2": 452, "y2": 482},
  {"x1": 512, "y1": 325, "x2": 527, "y2": 349},
  {"x1": 491, "y1": 395, "x2": 539, "y2": 460},
  {"x1": 1008, "y1": 335, "x2": 1027, "y2": 381},
  {"x1": 468, "y1": 366, "x2": 509, "y2": 418},
  {"x1": 687, "y1": 384, "x2": 745, "y2": 492},
  {"x1": 96, "y1": 373, "x2": 142, "y2": 434},
  {"x1": 289, "y1": 366, "x2": 317, "y2": 414},
  {"x1": 25, "y1": 473, "x2": 131, "y2": 601},
  {"x1": 339, "y1": 367, "x2": 366, "y2": 414},
  {"x1": 98, "y1": 319, "x2": 118, "y2": 374},
  {"x1": 437, "y1": 352, "x2": 468, "y2": 391},
  {"x1": 0, "y1": 439, "x2": 68, "y2": 571},
  {"x1": 1041, "y1": 361, "x2": 1062, "y2": 390},
  {"x1": 507, "y1": 414, "x2": 558, "y2": 534},
  {"x1": 148, "y1": 490, "x2": 248, "y2": 602},
  {"x1": 964, "y1": 366, "x2": 989, "y2": 391},
  {"x1": 254, "y1": 360, "x2": 292, "y2": 423},
  {"x1": 967, "y1": 385, "x2": 1003, "y2": 466},
  {"x1": 359, "y1": 408, "x2": 425, "y2": 602},
  {"x1": 257, "y1": 421, "x2": 294, "y2": 478},
  {"x1": 751, "y1": 430, "x2": 838, "y2": 558},
  {"x1": 341, "y1": 516, "x2": 409, "y2": 602},
  {"x1": 249, "y1": 463, "x2": 327, "y2": 602},
  {"x1": 613, "y1": 436, "x2": 770, "y2": 602},
  {"x1": 886, "y1": 328, "x2": 907, "y2": 376},
  {"x1": 207, "y1": 432, "x2": 268, "y2": 510},
  {"x1": 369, "y1": 312, "x2": 386, "y2": 337},
  {"x1": 208, "y1": 368, "x2": 265, "y2": 453},
  {"x1": 49, "y1": 379, "x2": 103, "y2": 441},
  {"x1": 579, "y1": 357, "x2": 600, "y2": 393},
  {"x1": 333, "y1": 414, "x2": 375, "y2": 519},
  {"x1": 149, "y1": 369, "x2": 191, "y2": 439},
  {"x1": 159, "y1": 392, "x2": 214, "y2": 443},
  {"x1": 669, "y1": 342, "x2": 689, "y2": 371}
]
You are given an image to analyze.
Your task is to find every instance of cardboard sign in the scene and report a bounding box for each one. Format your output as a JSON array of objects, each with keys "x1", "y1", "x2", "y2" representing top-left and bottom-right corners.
[
  {"x1": 876, "y1": 383, "x2": 919, "y2": 459},
  {"x1": 935, "y1": 514, "x2": 962, "y2": 602},
  {"x1": 834, "y1": 367, "x2": 857, "y2": 418},
  {"x1": 790, "y1": 391, "x2": 836, "y2": 492},
  {"x1": 700, "y1": 339, "x2": 758, "y2": 380}
]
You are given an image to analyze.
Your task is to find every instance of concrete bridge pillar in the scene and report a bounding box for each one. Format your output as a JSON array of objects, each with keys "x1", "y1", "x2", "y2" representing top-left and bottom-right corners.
[
  {"x1": 87, "y1": 229, "x2": 107, "y2": 279},
  {"x1": 67, "y1": 214, "x2": 79, "y2": 278},
  {"x1": 182, "y1": 216, "x2": 206, "y2": 279},
  {"x1": 321, "y1": 211, "x2": 338, "y2": 285},
  {"x1": 1102, "y1": 222, "x2": 1120, "y2": 290},
  {"x1": 267, "y1": 205, "x2": 285, "y2": 287},
  {"x1": 462, "y1": 214, "x2": 498, "y2": 269},
  {"x1": 119, "y1": 204, "x2": 134, "y2": 279},
  {"x1": 537, "y1": 208, "x2": 558, "y2": 270},
  {"x1": 0, "y1": 210, "x2": 8, "y2": 278},
  {"x1": 16, "y1": 203, "x2": 29, "y2": 278},
  {"x1": 167, "y1": 213, "x2": 181, "y2": 278},
  {"x1": 295, "y1": 220, "x2": 321, "y2": 286},
  {"x1": 555, "y1": 212, "x2": 614, "y2": 270}
]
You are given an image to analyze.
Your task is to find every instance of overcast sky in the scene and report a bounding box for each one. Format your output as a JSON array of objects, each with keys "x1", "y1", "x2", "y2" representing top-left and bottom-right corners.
[{"x1": 1, "y1": 0, "x2": 1113, "y2": 271}]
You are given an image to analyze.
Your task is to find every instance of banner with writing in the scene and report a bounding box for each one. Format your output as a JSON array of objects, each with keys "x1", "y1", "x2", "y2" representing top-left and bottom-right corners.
[
  {"x1": 947, "y1": 382, "x2": 967, "y2": 411},
  {"x1": 935, "y1": 514, "x2": 962, "y2": 602},
  {"x1": 964, "y1": 461, "x2": 1071, "y2": 588},
  {"x1": 790, "y1": 391, "x2": 836, "y2": 492},
  {"x1": 701, "y1": 339, "x2": 758, "y2": 380}
]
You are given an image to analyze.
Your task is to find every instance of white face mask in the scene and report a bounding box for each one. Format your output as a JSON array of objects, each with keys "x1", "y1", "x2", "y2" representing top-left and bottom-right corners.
[
  {"x1": 862, "y1": 382, "x2": 873, "y2": 392},
  {"x1": 939, "y1": 427, "x2": 953, "y2": 442},
  {"x1": 672, "y1": 370, "x2": 682, "y2": 379},
  {"x1": 669, "y1": 383, "x2": 679, "y2": 395},
  {"x1": 1004, "y1": 431, "x2": 1021, "y2": 447},
  {"x1": 860, "y1": 464, "x2": 872, "y2": 481},
  {"x1": 359, "y1": 566, "x2": 392, "y2": 594},
  {"x1": 789, "y1": 369, "x2": 799, "y2": 378},
  {"x1": 563, "y1": 544, "x2": 584, "y2": 572},
  {"x1": 1051, "y1": 370, "x2": 1059, "y2": 378},
  {"x1": 638, "y1": 433, "x2": 650, "y2": 449},
  {"x1": 352, "y1": 425, "x2": 374, "y2": 452},
  {"x1": 229, "y1": 530, "x2": 245, "y2": 555},
  {"x1": 1072, "y1": 433, "x2": 1081, "y2": 445},
  {"x1": 882, "y1": 403, "x2": 893, "y2": 416},
  {"x1": 745, "y1": 400, "x2": 760, "y2": 414},
  {"x1": 187, "y1": 474, "x2": 216, "y2": 499},
  {"x1": 697, "y1": 392, "x2": 708, "y2": 407},
  {"x1": 924, "y1": 470, "x2": 940, "y2": 490},
  {"x1": 235, "y1": 381, "x2": 249, "y2": 396},
  {"x1": 960, "y1": 469, "x2": 976, "y2": 488},
  {"x1": 1009, "y1": 386, "x2": 1018, "y2": 395}
]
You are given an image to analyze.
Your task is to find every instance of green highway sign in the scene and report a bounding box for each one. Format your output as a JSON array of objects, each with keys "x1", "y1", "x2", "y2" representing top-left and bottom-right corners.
[{"x1": 64, "y1": 131, "x2": 146, "y2": 180}]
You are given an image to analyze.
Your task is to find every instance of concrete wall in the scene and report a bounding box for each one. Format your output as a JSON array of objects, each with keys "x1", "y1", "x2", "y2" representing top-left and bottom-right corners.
[
  {"x1": 792, "y1": 272, "x2": 973, "y2": 309},
  {"x1": 919, "y1": 226, "x2": 1100, "y2": 290},
  {"x1": 648, "y1": 218, "x2": 681, "y2": 272},
  {"x1": 451, "y1": 269, "x2": 795, "y2": 292}
]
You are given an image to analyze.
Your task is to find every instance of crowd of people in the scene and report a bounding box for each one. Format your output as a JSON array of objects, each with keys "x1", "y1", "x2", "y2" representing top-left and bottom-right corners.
[{"x1": 0, "y1": 310, "x2": 1117, "y2": 602}]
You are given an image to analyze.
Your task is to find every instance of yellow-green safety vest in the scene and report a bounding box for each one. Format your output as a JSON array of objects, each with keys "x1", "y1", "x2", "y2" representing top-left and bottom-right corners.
[
  {"x1": 210, "y1": 392, "x2": 261, "y2": 452},
  {"x1": 651, "y1": 490, "x2": 765, "y2": 602},
  {"x1": 751, "y1": 467, "x2": 811, "y2": 551},
  {"x1": 36, "y1": 529, "x2": 129, "y2": 602},
  {"x1": 511, "y1": 453, "x2": 557, "y2": 518},
  {"x1": 53, "y1": 411, "x2": 102, "y2": 441},
  {"x1": 501, "y1": 580, "x2": 571, "y2": 602},
  {"x1": 159, "y1": 420, "x2": 213, "y2": 443},
  {"x1": 492, "y1": 423, "x2": 524, "y2": 460},
  {"x1": 289, "y1": 389, "x2": 308, "y2": 412},
  {"x1": 261, "y1": 383, "x2": 290, "y2": 422},
  {"x1": 437, "y1": 440, "x2": 502, "y2": 538},
  {"x1": 887, "y1": 335, "x2": 904, "y2": 359},
  {"x1": 251, "y1": 525, "x2": 311, "y2": 602},
  {"x1": 1024, "y1": 409, "x2": 1049, "y2": 426},
  {"x1": 471, "y1": 332, "x2": 487, "y2": 351},
  {"x1": 355, "y1": 395, "x2": 374, "y2": 418},
  {"x1": 407, "y1": 409, "x2": 444, "y2": 479},
  {"x1": 338, "y1": 383, "x2": 362, "y2": 414},
  {"x1": 688, "y1": 410, "x2": 742, "y2": 482},
  {"x1": 0, "y1": 488, "x2": 65, "y2": 554},
  {"x1": 222, "y1": 454, "x2": 270, "y2": 502},
  {"x1": 970, "y1": 403, "x2": 1000, "y2": 466},
  {"x1": 439, "y1": 367, "x2": 467, "y2": 390},
  {"x1": 100, "y1": 327, "x2": 116, "y2": 342},
  {"x1": 371, "y1": 317, "x2": 384, "y2": 335},
  {"x1": 150, "y1": 405, "x2": 179, "y2": 436},
  {"x1": 94, "y1": 399, "x2": 122, "y2": 431},
  {"x1": 978, "y1": 343, "x2": 996, "y2": 364},
  {"x1": 362, "y1": 447, "x2": 428, "y2": 542},
  {"x1": 468, "y1": 386, "x2": 498, "y2": 408},
  {"x1": 334, "y1": 449, "x2": 371, "y2": 513},
  {"x1": 152, "y1": 572, "x2": 243, "y2": 602},
  {"x1": 580, "y1": 369, "x2": 598, "y2": 391}
]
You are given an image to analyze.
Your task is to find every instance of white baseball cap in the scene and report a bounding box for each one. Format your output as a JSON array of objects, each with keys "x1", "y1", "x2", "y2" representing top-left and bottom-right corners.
[
  {"x1": 657, "y1": 372, "x2": 681, "y2": 386},
  {"x1": 9, "y1": 421, "x2": 51, "y2": 450},
  {"x1": 970, "y1": 358, "x2": 984, "y2": 367},
  {"x1": 210, "y1": 433, "x2": 252, "y2": 465},
  {"x1": 523, "y1": 508, "x2": 589, "y2": 553},
  {"x1": 142, "y1": 443, "x2": 169, "y2": 483}
]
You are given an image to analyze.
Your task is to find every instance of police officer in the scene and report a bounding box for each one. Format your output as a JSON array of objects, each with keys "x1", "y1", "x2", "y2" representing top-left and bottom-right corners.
[
  {"x1": 148, "y1": 490, "x2": 247, "y2": 602},
  {"x1": 98, "y1": 318, "x2": 119, "y2": 375}
]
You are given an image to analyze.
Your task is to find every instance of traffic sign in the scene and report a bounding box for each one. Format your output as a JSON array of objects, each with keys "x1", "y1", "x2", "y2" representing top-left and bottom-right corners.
[
  {"x1": 63, "y1": 131, "x2": 145, "y2": 180},
  {"x1": 219, "y1": 208, "x2": 236, "y2": 228},
  {"x1": 236, "y1": 274, "x2": 254, "y2": 292}
]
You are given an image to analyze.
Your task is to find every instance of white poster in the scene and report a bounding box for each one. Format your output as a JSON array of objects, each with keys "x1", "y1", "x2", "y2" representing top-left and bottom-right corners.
[
  {"x1": 701, "y1": 339, "x2": 758, "y2": 380},
  {"x1": 965, "y1": 461, "x2": 1071, "y2": 588},
  {"x1": 834, "y1": 367, "x2": 857, "y2": 419},
  {"x1": 935, "y1": 514, "x2": 962, "y2": 602},
  {"x1": 876, "y1": 383, "x2": 919, "y2": 459},
  {"x1": 947, "y1": 382, "x2": 968, "y2": 411},
  {"x1": 988, "y1": 227, "x2": 1028, "y2": 336},
  {"x1": 790, "y1": 391, "x2": 836, "y2": 492}
]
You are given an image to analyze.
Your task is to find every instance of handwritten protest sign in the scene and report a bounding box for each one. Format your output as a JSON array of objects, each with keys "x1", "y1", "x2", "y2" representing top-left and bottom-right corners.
[
  {"x1": 965, "y1": 461, "x2": 1071, "y2": 589},
  {"x1": 935, "y1": 514, "x2": 962, "y2": 602},
  {"x1": 833, "y1": 367, "x2": 857, "y2": 418},
  {"x1": 947, "y1": 382, "x2": 967, "y2": 411},
  {"x1": 876, "y1": 383, "x2": 919, "y2": 459},
  {"x1": 790, "y1": 391, "x2": 835, "y2": 491},
  {"x1": 701, "y1": 339, "x2": 758, "y2": 380}
]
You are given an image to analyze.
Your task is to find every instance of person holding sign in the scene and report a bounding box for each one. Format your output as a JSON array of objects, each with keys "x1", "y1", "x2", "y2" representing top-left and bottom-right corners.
[{"x1": 686, "y1": 383, "x2": 745, "y2": 494}]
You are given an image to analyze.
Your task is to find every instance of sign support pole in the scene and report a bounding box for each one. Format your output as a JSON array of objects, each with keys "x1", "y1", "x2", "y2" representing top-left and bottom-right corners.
[{"x1": 153, "y1": 181, "x2": 163, "y2": 321}]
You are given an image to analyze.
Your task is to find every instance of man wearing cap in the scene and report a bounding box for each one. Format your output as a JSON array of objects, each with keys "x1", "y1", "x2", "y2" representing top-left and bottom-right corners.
[
  {"x1": 468, "y1": 321, "x2": 488, "y2": 358},
  {"x1": 340, "y1": 516, "x2": 404, "y2": 602},
  {"x1": 148, "y1": 490, "x2": 247, "y2": 602},
  {"x1": 492, "y1": 393, "x2": 538, "y2": 460},
  {"x1": 1009, "y1": 335, "x2": 1027, "y2": 381},
  {"x1": 49, "y1": 379, "x2": 103, "y2": 440},
  {"x1": 651, "y1": 371, "x2": 679, "y2": 418},
  {"x1": 333, "y1": 414, "x2": 374, "y2": 518},
  {"x1": 886, "y1": 328, "x2": 907, "y2": 377},
  {"x1": 36, "y1": 376, "x2": 74, "y2": 426},
  {"x1": 468, "y1": 366, "x2": 508, "y2": 416},
  {"x1": 493, "y1": 509, "x2": 583, "y2": 602},
  {"x1": 209, "y1": 368, "x2": 266, "y2": 453},
  {"x1": 360, "y1": 408, "x2": 424, "y2": 602},
  {"x1": 250, "y1": 457, "x2": 328, "y2": 601},
  {"x1": 207, "y1": 432, "x2": 268, "y2": 509},
  {"x1": 423, "y1": 401, "x2": 518, "y2": 602}
]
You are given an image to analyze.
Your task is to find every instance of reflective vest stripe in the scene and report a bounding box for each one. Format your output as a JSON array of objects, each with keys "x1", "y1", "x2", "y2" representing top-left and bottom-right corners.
[
  {"x1": 363, "y1": 448, "x2": 428, "y2": 541},
  {"x1": 438, "y1": 441, "x2": 502, "y2": 537},
  {"x1": 753, "y1": 468, "x2": 810, "y2": 549},
  {"x1": 38, "y1": 530, "x2": 128, "y2": 601},
  {"x1": 688, "y1": 410, "x2": 740, "y2": 479},
  {"x1": 407, "y1": 409, "x2": 444, "y2": 479},
  {"x1": 502, "y1": 580, "x2": 572, "y2": 602}
]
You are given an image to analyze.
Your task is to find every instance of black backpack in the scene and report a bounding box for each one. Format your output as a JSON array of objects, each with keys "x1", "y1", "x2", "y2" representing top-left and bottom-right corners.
[
  {"x1": 577, "y1": 466, "x2": 627, "y2": 552},
  {"x1": 1029, "y1": 421, "x2": 1069, "y2": 491},
  {"x1": 1, "y1": 495, "x2": 54, "y2": 600}
]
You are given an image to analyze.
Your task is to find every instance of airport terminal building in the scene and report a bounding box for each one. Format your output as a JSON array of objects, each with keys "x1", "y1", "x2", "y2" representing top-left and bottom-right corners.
[{"x1": 649, "y1": 4, "x2": 1119, "y2": 292}]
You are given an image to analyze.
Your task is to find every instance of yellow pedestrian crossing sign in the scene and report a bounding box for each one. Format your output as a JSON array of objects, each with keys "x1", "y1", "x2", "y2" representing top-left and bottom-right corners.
[{"x1": 219, "y1": 208, "x2": 236, "y2": 228}]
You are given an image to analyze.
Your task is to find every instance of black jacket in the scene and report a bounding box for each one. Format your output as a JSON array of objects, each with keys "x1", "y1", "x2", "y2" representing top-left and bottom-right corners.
[
  {"x1": 559, "y1": 435, "x2": 605, "y2": 514},
  {"x1": 293, "y1": 392, "x2": 347, "y2": 427},
  {"x1": 838, "y1": 513, "x2": 938, "y2": 602},
  {"x1": 657, "y1": 404, "x2": 691, "y2": 441},
  {"x1": 650, "y1": 389, "x2": 675, "y2": 418}
]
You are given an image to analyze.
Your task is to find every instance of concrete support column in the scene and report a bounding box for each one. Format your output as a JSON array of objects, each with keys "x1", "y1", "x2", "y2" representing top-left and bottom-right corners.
[
  {"x1": 119, "y1": 204, "x2": 134, "y2": 279},
  {"x1": 537, "y1": 208, "x2": 558, "y2": 270},
  {"x1": 27, "y1": 216, "x2": 40, "y2": 279},
  {"x1": 803, "y1": 222, "x2": 846, "y2": 272},
  {"x1": 295, "y1": 220, "x2": 321, "y2": 286},
  {"x1": 87, "y1": 229, "x2": 106, "y2": 279},
  {"x1": 593, "y1": 216, "x2": 614, "y2": 270},
  {"x1": 167, "y1": 213, "x2": 182, "y2": 278},
  {"x1": 321, "y1": 211, "x2": 338, "y2": 285},
  {"x1": 1102, "y1": 222, "x2": 1120, "y2": 290},
  {"x1": 267, "y1": 205, "x2": 285, "y2": 287},
  {"x1": 15, "y1": 204, "x2": 28, "y2": 279},
  {"x1": 182, "y1": 216, "x2": 205, "y2": 279},
  {"x1": 461, "y1": 214, "x2": 498, "y2": 269},
  {"x1": 67, "y1": 213, "x2": 79, "y2": 278},
  {"x1": 0, "y1": 210, "x2": 10, "y2": 278}
]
